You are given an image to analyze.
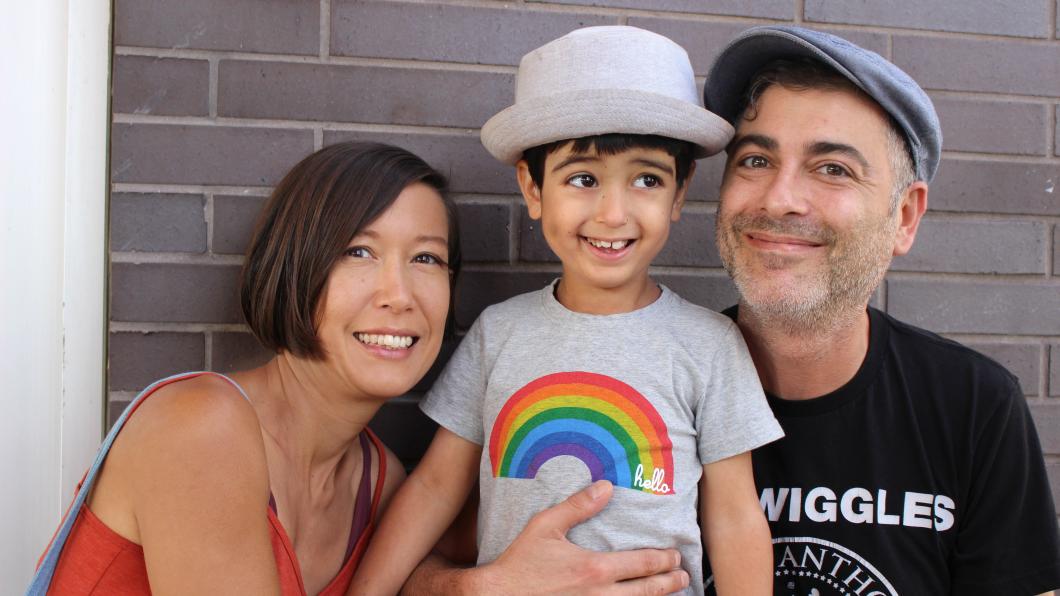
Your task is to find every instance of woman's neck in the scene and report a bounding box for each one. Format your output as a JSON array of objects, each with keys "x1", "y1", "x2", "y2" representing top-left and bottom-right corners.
[{"x1": 231, "y1": 355, "x2": 382, "y2": 489}]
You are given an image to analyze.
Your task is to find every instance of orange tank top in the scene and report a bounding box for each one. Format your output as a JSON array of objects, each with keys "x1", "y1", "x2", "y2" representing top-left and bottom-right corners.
[{"x1": 34, "y1": 372, "x2": 388, "y2": 595}]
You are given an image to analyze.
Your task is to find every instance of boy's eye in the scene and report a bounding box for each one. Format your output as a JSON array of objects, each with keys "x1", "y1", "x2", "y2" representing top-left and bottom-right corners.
[
  {"x1": 632, "y1": 174, "x2": 662, "y2": 189},
  {"x1": 738, "y1": 155, "x2": 769, "y2": 169},
  {"x1": 567, "y1": 174, "x2": 597, "y2": 188},
  {"x1": 344, "y1": 246, "x2": 372, "y2": 258}
]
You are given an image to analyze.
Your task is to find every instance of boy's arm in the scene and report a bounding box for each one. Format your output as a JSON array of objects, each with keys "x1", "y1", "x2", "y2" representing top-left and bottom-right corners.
[
  {"x1": 402, "y1": 480, "x2": 690, "y2": 596},
  {"x1": 350, "y1": 428, "x2": 481, "y2": 596},
  {"x1": 701, "y1": 451, "x2": 772, "y2": 596}
]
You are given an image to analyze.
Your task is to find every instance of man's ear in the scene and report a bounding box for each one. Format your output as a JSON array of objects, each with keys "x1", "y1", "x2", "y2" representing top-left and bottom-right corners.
[
  {"x1": 893, "y1": 180, "x2": 928, "y2": 256},
  {"x1": 671, "y1": 161, "x2": 695, "y2": 222},
  {"x1": 516, "y1": 160, "x2": 543, "y2": 220}
]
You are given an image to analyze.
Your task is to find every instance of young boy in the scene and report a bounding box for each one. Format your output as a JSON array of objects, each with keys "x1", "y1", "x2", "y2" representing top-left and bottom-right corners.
[{"x1": 352, "y1": 26, "x2": 783, "y2": 594}]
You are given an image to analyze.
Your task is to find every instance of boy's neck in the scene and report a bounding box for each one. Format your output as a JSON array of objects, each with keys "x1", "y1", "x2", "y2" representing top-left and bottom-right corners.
[{"x1": 555, "y1": 274, "x2": 661, "y2": 315}]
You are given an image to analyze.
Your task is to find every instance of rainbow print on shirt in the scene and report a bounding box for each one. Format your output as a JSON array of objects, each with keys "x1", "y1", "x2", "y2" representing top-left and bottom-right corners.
[{"x1": 488, "y1": 371, "x2": 675, "y2": 495}]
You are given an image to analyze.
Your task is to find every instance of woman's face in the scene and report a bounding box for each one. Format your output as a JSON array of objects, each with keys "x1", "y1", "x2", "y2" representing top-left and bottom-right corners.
[{"x1": 315, "y1": 182, "x2": 452, "y2": 400}]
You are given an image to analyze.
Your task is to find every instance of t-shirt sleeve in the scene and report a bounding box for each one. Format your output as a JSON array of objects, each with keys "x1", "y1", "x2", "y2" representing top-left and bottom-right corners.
[
  {"x1": 419, "y1": 316, "x2": 488, "y2": 445},
  {"x1": 950, "y1": 375, "x2": 1060, "y2": 594},
  {"x1": 695, "y1": 322, "x2": 783, "y2": 465}
]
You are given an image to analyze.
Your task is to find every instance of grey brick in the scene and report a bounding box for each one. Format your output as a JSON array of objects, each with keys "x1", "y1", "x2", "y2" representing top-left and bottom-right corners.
[
  {"x1": 111, "y1": 263, "x2": 243, "y2": 323},
  {"x1": 331, "y1": 1, "x2": 611, "y2": 66},
  {"x1": 529, "y1": 0, "x2": 790, "y2": 19},
  {"x1": 806, "y1": 0, "x2": 1050, "y2": 38},
  {"x1": 931, "y1": 97, "x2": 1048, "y2": 156},
  {"x1": 457, "y1": 203, "x2": 510, "y2": 263},
  {"x1": 112, "y1": 56, "x2": 209, "y2": 116},
  {"x1": 962, "y1": 342, "x2": 1042, "y2": 396},
  {"x1": 893, "y1": 217, "x2": 1045, "y2": 274},
  {"x1": 110, "y1": 193, "x2": 207, "y2": 253},
  {"x1": 631, "y1": 19, "x2": 887, "y2": 76},
  {"x1": 1031, "y1": 404, "x2": 1060, "y2": 454},
  {"x1": 109, "y1": 331, "x2": 205, "y2": 391},
  {"x1": 369, "y1": 398, "x2": 437, "y2": 465},
  {"x1": 929, "y1": 160, "x2": 1060, "y2": 216},
  {"x1": 114, "y1": 0, "x2": 318, "y2": 54},
  {"x1": 687, "y1": 154, "x2": 726, "y2": 203},
  {"x1": 654, "y1": 273, "x2": 739, "y2": 312},
  {"x1": 518, "y1": 208, "x2": 719, "y2": 267},
  {"x1": 888, "y1": 279, "x2": 1060, "y2": 335},
  {"x1": 1055, "y1": 227, "x2": 1059, "y2": 275},
  {"x1": 1052, "y1": 343, "x2": 1060, "y2": 396},
  {"x1": 219, "y1": 61, "x2": 512, "y2": 129},
  {"x1": 455, "y1": 271, "x2": 557, "y2": 328},
  {"x1": 213, "y1": 195, "x2": 268, "y2": 255},
  {"x1": 211, "y1": 332, "x2": 273, "y2": 374},
  {"x1": 893, "y1": 36, "x2": 1060, "y2": 97},
  {"x1": 108, "y1": 398, "x2": 132, "y2": 429},
  {"x1": 1056, "y1": 105, "x2": 1059, "y2": 157},
  {"x1": 111, "y1": 124, "x2": 313, "y2": 186},
  {"x1": 323, "y1": 131, "x2": 516, "y2": 194}
]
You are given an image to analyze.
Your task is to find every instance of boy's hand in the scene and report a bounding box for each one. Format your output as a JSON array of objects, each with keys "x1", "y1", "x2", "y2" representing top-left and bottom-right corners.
[{"x1": 468, "y1": 480, "x2": 688, "y2": 595}]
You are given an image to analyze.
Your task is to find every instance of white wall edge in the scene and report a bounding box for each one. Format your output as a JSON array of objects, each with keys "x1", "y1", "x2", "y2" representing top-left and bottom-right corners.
[{"x1": 0, "y1": 2, "x2": 110, "y2": 591}]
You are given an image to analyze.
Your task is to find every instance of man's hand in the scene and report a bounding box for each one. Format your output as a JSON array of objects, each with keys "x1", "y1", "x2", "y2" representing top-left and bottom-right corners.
[{"x1": 420, "y1": 480, "x2": 688, "y2": 595}]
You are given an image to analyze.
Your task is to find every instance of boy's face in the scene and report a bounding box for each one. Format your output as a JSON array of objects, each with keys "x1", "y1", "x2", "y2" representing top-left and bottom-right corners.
[{"x1": 516, "y1": 142, "x2": 689, "y2": 312}]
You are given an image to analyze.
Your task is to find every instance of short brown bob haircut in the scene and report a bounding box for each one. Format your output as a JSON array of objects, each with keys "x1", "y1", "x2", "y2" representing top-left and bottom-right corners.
[{"x1": 241, "y1": 142, "x2": 461, "y2": 360}]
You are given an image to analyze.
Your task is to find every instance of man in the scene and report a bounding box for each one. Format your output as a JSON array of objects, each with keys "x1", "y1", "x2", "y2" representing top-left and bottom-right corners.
[
  {"x1": 700, "y1": 26, "x2": 1060, "y2": 594},
  {"x1": 403, "y1": 26, "x2": 1060, "y2": 595}
]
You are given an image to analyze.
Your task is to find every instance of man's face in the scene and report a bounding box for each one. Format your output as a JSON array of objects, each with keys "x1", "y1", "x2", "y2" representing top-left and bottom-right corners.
[{"x1": 716, "y1": 85, "x2": 902, "y2": 330}]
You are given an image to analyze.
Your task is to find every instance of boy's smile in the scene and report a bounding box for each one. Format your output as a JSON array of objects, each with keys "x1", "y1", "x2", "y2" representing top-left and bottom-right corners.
[{"x1": 517, "y1": 142, "x2": 691, "y2": 314}]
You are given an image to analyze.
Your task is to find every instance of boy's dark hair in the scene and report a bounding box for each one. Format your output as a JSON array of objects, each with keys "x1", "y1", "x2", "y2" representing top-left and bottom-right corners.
[
  {"x1": 241, "y1": 141, "x2": 461, "y2": 360},
  {"x1": 522, "y1": 133, "x2": 695, "y2": 189}
]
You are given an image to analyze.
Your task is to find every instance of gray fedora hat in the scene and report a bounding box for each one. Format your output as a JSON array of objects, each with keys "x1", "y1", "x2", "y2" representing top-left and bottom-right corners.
[
  {"x1": 481, "y1": 26, "x2": 733, "y2": 165},
  {"x1": 704, "y1": 25, "x2": 942, "y2": 182}
]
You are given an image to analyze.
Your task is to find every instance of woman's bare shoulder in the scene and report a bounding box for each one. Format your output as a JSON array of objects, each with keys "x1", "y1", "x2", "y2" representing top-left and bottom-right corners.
[{"x1": 108, "y1": 374, "x2": 269, "y2": 503}]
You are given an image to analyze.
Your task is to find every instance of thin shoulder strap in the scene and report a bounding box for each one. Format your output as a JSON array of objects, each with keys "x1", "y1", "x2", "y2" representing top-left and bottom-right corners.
[{"x1": 26, "y1": 371, "x2": 242, "y2": 595}]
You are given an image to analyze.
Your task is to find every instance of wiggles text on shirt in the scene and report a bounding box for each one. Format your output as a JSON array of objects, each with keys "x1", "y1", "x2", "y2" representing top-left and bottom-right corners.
[{"x1": 760, "y1": 486, "x2": 955, "y2": 531}]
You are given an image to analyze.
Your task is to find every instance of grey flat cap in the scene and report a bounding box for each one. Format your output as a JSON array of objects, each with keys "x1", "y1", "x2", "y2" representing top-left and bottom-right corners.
[{"x1": 704, "y1": 25, "x2": 942, "y2": 182}]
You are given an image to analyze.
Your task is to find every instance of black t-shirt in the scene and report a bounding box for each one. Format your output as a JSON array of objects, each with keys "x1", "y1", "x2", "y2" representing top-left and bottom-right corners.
[{"x1": 706, "y1": 307, "x2": 1060, "y2": 595}]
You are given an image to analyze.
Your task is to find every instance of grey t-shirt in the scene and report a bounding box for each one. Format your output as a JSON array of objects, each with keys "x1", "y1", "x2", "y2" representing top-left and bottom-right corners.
[{"x1": 421, "y1": 282, "x2": 783, "y2": 593}]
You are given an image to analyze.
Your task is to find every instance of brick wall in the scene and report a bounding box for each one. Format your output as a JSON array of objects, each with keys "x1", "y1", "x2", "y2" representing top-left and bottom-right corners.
[{"x1": 109, "y1": 1, "x2": 1060, "y2": 499}]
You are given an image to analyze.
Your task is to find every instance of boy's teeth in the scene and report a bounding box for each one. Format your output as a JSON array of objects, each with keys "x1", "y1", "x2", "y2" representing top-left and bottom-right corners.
[
  {"x1": 355, "y1": 333, "x2": 414, "y2": 349},
  {"x1": 588, "y1": 238, "x2": 629, "y2": 250}
]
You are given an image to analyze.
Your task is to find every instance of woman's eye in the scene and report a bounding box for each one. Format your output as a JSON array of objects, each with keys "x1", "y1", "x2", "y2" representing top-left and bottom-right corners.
[
  {"x1": 818, "y1": 163, "x2": 851, "y2": 177},
  {"x1": 738, "y1": 155, "x2": 769, "y2": 169},
  {"x1": 568, "y1": 174, "x2": 597, "y2": 188},
  {"x1": 343, "y1": 246, "x2": 372, "y2": 258},
  {"x1": 632, "y1": 174, "x2": 662, "y2": 189},
  {"x1": 413, "y1": 253, "x2": 447, "y2": 267}
]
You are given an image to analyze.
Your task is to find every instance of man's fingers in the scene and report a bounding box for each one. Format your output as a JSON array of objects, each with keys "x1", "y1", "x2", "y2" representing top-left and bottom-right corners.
[
  {"x1": 613, "y1": 569, "x2": 690, "y2": 596},
  {"x1": 596, "y1": 548, "x2": 682, "y2": 583},
  {"x1": 526, "y1": 480, "x2": 613, "y2": 536}
]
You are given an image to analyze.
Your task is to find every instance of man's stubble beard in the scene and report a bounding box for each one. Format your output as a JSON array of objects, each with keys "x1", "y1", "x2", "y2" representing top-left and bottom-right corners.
[{"x1": 716, "y1": 209, "x2": 898, "y2": 336}]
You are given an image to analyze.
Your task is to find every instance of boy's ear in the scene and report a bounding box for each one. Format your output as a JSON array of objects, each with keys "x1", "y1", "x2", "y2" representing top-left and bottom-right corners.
[
  {"x1": 670, "y1": 161, "x2": 695, "y2": 222},
  {"x1": 516, "y1": 159, "x2": 543, "y2": 220}
]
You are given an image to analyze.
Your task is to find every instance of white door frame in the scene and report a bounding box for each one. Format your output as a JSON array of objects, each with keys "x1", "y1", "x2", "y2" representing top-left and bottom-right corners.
[{"x1": 0, "y1": 1, "x2": 111, "y2": 590}]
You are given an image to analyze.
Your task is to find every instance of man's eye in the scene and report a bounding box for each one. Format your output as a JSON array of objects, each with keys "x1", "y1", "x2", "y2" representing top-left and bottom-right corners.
[
  {"x1": 343, "y1": 246, "x2": 372, "y2": 258},
  {"x1": 633, "y1": 174, "x2": 662, "y2": 188},
  {"x1": 739, "y1": 155, "x2": 769, "y2": 168},
  {"x1": 568, "y1": 174, "x2": 597, "y2": 188},
  {"x1": 817, "y1": 163, "x2": 851, "y2": 177}
]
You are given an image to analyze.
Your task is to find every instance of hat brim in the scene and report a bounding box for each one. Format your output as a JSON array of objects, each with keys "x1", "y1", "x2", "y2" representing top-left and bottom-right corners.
[{"x1": 481, "y1": 89, "x2": 734, "y2": 165}]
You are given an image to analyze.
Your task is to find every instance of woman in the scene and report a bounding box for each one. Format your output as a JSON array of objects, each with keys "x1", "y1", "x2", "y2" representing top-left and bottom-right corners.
[{"x1": 31, "y1": 142, "x2": 461, "y2": 594}]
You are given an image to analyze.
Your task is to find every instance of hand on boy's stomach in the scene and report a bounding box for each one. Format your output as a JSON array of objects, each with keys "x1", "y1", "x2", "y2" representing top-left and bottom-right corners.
[{"x1": 481, "y1": 480, "x2": 689, "y2": 595}]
